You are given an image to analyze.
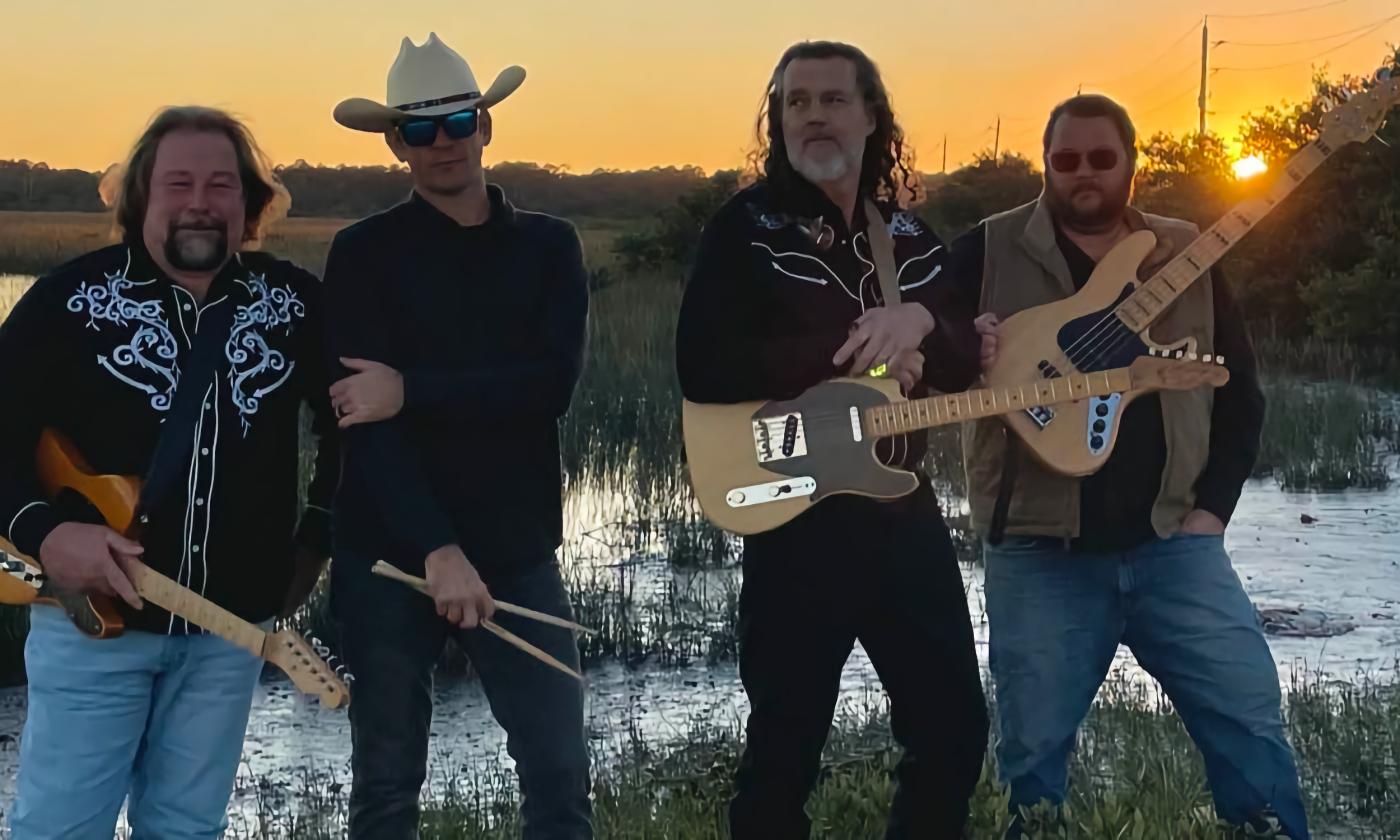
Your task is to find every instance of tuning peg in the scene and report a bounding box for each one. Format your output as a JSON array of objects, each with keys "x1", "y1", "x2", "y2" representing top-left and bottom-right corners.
[
  {"x1": 1175, "y1": 350, "x2": 1185, "y2": 359},
  {"x1": 1187, "y1": 352, "x2": 1198, "y2": 361},
  {"x1": 1202, "y1": 354, "x2": 1214, "y2": 363},
  {"x1": 1215, "y1": 355, "x2": 1225, "y2": 366}
]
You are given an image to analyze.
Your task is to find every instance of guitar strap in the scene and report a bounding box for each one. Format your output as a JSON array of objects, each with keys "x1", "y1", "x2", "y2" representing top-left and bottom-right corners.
[
  {"x1": 864, "y1": 198, "x2": 901, "y2": 308},
  {"x1": 134, "y1": 277, "x2": 240, "y2": 529}
]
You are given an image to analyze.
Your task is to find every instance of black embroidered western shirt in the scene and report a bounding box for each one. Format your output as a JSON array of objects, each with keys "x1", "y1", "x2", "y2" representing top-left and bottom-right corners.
[
  {"x1": 676, "y1": 179, "x2": 981, "y2": 472},
  {"x1": 0, "y1": 243, "x2": 338, "y2": 633}
]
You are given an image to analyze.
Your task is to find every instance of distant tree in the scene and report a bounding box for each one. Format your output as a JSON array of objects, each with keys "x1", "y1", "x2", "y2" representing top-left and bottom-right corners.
[
  {"x1": 613, "y1": 170, "x2": 740, "y2": 275},
  {"x1": 915, "y1": 151, "x2": 1042, "y2": 239}
]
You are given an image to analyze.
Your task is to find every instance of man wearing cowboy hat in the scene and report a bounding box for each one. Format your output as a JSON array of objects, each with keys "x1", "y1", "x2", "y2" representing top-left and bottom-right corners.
[{"x1": 322, "y1": 33, "x2": 592, "y2": 839}]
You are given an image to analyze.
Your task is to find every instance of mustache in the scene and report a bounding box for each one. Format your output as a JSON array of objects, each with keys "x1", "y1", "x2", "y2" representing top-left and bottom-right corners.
[{"x1": 170, "y1": 221, "x2": 226, "y2": 233}]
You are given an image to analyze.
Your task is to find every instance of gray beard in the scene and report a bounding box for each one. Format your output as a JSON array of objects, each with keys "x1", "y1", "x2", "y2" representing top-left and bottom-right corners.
[
  {"x1": 789, "y1": 147, "x2": 854, "y2": 184},
  {"x1": 165, "y1": 228, "x2": 229, "y2": 272}
]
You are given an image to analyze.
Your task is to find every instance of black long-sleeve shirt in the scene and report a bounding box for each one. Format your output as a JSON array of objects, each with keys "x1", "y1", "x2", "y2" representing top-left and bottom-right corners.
[
  {"x1": 945, "y1": 222, "x2": 1265, "y2": 552},
  {"x1": 676, "y1": 179, "x2": 981, "y2": 472},
  {"x1": 322, "y1": 187, "x2": 588, "y2": 582},
  {"x1": 0, "y1": 244, "x2": 338, "y2": 632}
]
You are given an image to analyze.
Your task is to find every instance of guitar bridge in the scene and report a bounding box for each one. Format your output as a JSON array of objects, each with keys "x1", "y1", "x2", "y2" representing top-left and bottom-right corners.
[
  {"x1": 752, "y1": 412, "x2": 808, "y2": 463},
  {"x1": 2, "y1": 556, "x2": 44, "y2": 589},
  {"x1": 1025, "y1": 406, "x2": 1055, "y2": 429}
]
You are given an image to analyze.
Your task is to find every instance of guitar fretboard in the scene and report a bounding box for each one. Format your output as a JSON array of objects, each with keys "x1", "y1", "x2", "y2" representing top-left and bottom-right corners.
[
  {"x1": 1114, "y1": 140, "x2": 1333, "y2": 333},
  {"x1": 866, "y1": 367, "x2": 1133, "y2": 437},
  {"x1": 126, "y1": 560, "x2": 267, "y2": 656}
]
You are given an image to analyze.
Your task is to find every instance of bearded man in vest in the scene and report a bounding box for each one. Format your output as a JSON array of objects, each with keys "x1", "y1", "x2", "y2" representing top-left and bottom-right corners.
[{"x1": 946, "y1": 94, "x2": 1308, "y2": 838}]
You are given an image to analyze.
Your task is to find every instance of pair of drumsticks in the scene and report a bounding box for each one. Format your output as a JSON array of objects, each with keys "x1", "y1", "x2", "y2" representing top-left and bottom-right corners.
[{"x1": 370, "y1": 561, "x2": 594, "y2": 681}]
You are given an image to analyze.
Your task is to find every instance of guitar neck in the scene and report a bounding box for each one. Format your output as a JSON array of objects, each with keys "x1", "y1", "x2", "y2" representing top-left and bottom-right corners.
[
  {"x1": 125, "y1": 560, "x2": 268, "y2": 656},
  {"x1": 866, "y1": 367, "x2": 1134, "y2": 437},
  {"x1": 1114, "y1": 139, "x2": 1334, "y2": 332}
]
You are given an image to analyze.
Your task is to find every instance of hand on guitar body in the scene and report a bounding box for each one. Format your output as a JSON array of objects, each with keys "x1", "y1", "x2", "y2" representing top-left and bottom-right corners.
[
  {"x1": 37, "y1": 523, "x2": 144, "y2": 610},
  {"x1": 425, "y1": 545, "x2": 496, "y2": 630},
  {"x1": 832, "y1": 303, "x2": 935, "y2": 378},
  {"x1": 330, "y1": 357, "x2": 404, "y2": 429},
  {"x1": 974, "y1": 313, "x2": 1001, "y2": 371}
]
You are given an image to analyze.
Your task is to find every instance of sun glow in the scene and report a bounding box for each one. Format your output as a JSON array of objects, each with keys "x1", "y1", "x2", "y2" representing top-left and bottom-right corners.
[{"x1": 1232, "y1": 155, "x2": 1269, "y2": 180}]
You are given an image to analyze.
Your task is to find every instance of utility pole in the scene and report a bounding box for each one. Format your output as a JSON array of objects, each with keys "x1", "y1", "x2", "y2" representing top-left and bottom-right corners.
[
  {"x1": 1198, "y1": 16, "x2": 1210, "y2": 135},
  {"x1": 942, "y1": 134, "x2": 948, "y2": 173},
  {"x1": 993, "y1": 116, "x2": 1001, "y2": 165}
]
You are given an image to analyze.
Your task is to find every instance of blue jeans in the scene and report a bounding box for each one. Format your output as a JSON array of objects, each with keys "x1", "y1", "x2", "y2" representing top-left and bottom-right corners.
[
  {"x1": 985, "y1": 533, "x2": 1309, "y2": 839},
  {"x1": 9, "y1": 605, "x2": 263, "y2": 839},
  {"x1": 332, "y1": 556, "x2": 592, "y2": 839}
]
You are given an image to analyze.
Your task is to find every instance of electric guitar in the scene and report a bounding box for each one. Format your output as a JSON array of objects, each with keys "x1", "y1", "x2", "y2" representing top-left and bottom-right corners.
[
  {"x1": 683, "y1": 353, "x2": 1227, "y2": 534},
  {"x1": 984, "y1": 64, "x2": 1399, "y2": 475},
  {"x1": 0, "y1": 428, "x2": 350, "y2": 709}
]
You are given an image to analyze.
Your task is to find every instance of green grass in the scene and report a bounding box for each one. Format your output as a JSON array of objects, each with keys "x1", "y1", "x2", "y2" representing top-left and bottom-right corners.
[
  {"x1": 1256, "y1": 380, "x2": 1397, "y2": 491},
  {"x1": 208, "y1": 668, "x2": 1400, "y2": 839}
]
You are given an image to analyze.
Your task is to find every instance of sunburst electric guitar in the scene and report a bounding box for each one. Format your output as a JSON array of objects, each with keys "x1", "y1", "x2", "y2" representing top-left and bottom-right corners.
[
  {"x1": 683, "y1": 353, "x2": 1227, "y2": 535},
  {"x1": 0, "y1": 429, "x2": 350, "y2": 709},
  {"x1": 984, "y1": 64, "x2": 1400, "y2": 476}
]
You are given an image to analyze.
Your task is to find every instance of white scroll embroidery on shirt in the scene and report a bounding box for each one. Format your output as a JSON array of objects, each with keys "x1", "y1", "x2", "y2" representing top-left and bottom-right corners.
[
  {"x1": 66, "y1": 259, "x2": 179, "y2": 411},
  {"x1": 225, "y1": 273, "x2": 305, "y2": 435}
]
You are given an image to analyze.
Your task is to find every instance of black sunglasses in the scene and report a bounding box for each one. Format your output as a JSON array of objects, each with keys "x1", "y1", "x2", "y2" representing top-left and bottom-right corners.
[
  {"x1": 395, "y1": 108, "x2": 480, "y2": 148},
  {"x1": 1049, "y1": 148, "x2": 1119, "y2": 173}
]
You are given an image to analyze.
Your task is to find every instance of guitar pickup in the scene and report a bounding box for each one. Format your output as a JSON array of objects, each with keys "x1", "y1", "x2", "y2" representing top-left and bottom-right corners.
[{"x1": 753, "y1": 413, "x2": 808, "y2": 463}]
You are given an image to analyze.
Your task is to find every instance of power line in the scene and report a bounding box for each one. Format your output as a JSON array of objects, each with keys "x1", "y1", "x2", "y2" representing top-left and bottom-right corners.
[
  {"x1": 1216, "y1": 15, "x2": 1399, "y2": 71},
  {"x1": 1208, "y1": 0, "x2": 1352, "y2": 20},
  {"x1": 1136, "y1": 75, "x2": 1217, "y2": 119},
  {"x1": 1216, "y1": 11, "x2": 1400, "y2": 47},
  {"x1": 1089, "y1": 18, "x2": 1203, "y2": 88}
]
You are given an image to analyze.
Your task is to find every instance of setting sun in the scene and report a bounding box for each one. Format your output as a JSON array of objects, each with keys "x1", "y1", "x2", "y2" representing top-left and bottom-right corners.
[{"x1": 1232, "y1": 155, "x2": 1269, "y2": 180}]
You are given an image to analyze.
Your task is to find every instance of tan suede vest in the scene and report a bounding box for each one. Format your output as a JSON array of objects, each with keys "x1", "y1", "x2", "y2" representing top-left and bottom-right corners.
[{"x1": 962, "y1": 197, "x2": 1215, "y2": 539}]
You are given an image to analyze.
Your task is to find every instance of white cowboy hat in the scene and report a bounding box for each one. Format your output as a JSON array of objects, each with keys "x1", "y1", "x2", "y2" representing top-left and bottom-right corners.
[{"x1": 334, "y1": 33, "x2": 524, "y2": 132}]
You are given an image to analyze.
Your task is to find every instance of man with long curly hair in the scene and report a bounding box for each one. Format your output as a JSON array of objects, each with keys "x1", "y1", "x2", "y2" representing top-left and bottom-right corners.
[{"x1": 675, "y1": 41, "x2": 988, "y2": 838}]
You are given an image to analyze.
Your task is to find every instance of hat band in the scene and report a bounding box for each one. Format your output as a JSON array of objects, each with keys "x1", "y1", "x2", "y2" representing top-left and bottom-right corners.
[{"x1": 393, "y1": 90, "x2": 482, "y2": 113}]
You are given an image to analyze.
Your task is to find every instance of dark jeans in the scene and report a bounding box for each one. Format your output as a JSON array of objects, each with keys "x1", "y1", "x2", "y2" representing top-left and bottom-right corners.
[
  {"x1": 730, "y1": 480, "x2": 989, "y2": 839},
  {"x1": 332, "y1": 555, "x2": 592, "y2": 840}
]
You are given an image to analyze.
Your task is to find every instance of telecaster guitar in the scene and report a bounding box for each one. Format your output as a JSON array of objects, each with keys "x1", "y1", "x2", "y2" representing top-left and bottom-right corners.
[
  {"x1": 0, "y1": 428, "x2": 350, "y2": 709},
  {"x1": 984, "y1": 65, "x2": 1399, "y2": 475},
  {"x1": 683, "y1": 354, "x2": 1227, "y2": 535}
]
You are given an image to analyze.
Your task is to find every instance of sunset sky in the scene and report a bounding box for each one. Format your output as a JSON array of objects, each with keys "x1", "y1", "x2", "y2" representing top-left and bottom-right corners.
[{"x1": 1, "y1": 0, "x2": 1396, "y2": 174}]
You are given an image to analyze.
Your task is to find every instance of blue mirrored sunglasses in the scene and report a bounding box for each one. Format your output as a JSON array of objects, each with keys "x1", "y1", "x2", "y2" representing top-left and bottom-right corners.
[{"x1": 395, "y1": 108, "x2": 479, "y2": 147}]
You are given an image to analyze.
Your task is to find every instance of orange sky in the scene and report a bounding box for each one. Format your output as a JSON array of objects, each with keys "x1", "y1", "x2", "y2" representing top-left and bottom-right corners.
[{"x1": 1, "y1": 0, "x2": 1395, "y2": 174}]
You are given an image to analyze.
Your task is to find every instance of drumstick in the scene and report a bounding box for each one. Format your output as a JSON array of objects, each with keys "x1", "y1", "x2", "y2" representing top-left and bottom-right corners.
[
  {"x1": 370, "y1": 561, "x2": 585, "y2": 681},
  {"x1": 370, "y1": 561, "x2": 595, "y2": 635}
]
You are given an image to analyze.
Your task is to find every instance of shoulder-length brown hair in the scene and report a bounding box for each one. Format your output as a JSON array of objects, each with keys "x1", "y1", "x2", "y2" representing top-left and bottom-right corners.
[
  {"x1": 99, "y1": 106, "x2": 290, "y2": 246},
  {"x1": 747, "y1": 41, "x2": 920, "y2": 206}
]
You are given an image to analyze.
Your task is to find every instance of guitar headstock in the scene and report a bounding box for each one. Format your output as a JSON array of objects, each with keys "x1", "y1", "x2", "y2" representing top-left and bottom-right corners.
[
  {"x1": 1316, "y1": 66, "x2": 1400, "y2": 149},
  {"x1": 1129, "y1": 348, "x2": 1230, "y2": 392},
  {"x1": 262, "y1": 629, "x2": 351, "y2": 709}
]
